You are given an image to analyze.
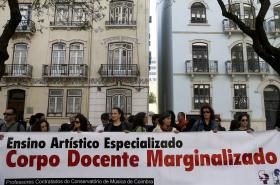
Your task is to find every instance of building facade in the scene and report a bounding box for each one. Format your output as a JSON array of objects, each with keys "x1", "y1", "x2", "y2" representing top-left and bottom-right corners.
[
  {"x1": 0, "y1": 0, "x2": 150, "y2": 127},
  {"x1": 158, "y1": 0, "x2": 280, "y2": 130}
]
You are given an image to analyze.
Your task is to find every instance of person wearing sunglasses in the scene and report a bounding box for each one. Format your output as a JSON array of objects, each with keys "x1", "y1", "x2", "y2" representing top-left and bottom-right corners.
[
  {"x1": 0, "y1": 107, "x2": 25, "y2": 132},
  {"x1": 191, "y1": 104, "x2": 218, "y2": 132},
  {"x1": 236, "y1": 113, "x2": 254, "y2": 132}
]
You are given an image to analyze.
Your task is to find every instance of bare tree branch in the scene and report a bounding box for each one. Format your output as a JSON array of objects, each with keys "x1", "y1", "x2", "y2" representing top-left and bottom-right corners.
[{"x1": 217, "y1": 0, "x2": 280, "y2": 75}]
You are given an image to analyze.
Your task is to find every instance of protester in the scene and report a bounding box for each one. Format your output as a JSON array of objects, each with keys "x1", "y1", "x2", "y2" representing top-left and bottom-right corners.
[
  {"x1": 72, "y1": 114, "x2": 89, "y2": 132},
  {"x1": 146, "y1": 114, "x2": 160, "y2": 132},
  {"x1": 27, "y1": 113, "x2": 45, "y2": 131},
  {"x1": 0, "y1": 107, "x2": 25, "y2": 132},
  {"x1": 176, "y1": 112, "x2": 192, "y2": 132},
  {"x1": 153, "y1": 112, "x2": 178, "y2": 132},
  {"x1": 191, "y1": 104, "x2": 218, "y2": 132},
  {"x1": 104, "y1": 107, "x2": 129, "y2": 132},
  {"x1": 229, "y1": 119, "x2": 239, "y2": 131},
  {"x1": 132, "y1": 112, "x2": 148, "y2": 132},
  {"x1": 215, "y1": 115, "x2": 226, "y2": 131},
  {"x1": 235, "y1": 113, "x2": 254, "y2": 132},
  {"x1": 95, "y1": 113, "x2": 110, "y2": 132},
  {"x1": 32, "y1": 120, "x2": 50, "y2": 132}
]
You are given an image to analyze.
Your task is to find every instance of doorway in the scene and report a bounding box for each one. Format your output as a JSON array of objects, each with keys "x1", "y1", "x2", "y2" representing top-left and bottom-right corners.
[
  {"x1": 7, "y1": 89, "x2": 26, "y2": 121},
  {"x1": 263, "y1": 85, "x2": 280, "y2": 130}
]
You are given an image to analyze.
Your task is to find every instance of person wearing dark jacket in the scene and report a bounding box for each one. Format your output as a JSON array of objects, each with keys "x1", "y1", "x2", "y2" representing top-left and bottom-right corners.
[
  {"x1": 105, "y1": 107, "x2": 129, "y2": 132},
  {"x1": 191, "y1": 104, "x2": 218, "y2": 132}
]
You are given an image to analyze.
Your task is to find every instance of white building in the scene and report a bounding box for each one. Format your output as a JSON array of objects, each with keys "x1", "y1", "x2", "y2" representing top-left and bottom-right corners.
[
  {"x1": 0, "y1": 0, "x2": 150, "y2": 127},
  {"x1": 158, "y1": 0, "x2": 280, "y2": 130}
]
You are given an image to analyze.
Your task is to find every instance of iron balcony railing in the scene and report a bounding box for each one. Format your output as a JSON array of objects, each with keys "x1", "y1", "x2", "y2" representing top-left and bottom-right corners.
[
  {"x1": 193, "y1": 96, "x2": 212, "y2": 110},
  {"x1": 105, "y1": 20, "x2": 137, "y2": 28},
  {"x1": 99, "y1": 64, "x2": 139, "y2": 77},
  {"x1": 226, "y1": 60, "x2": 270, "y2": 74},
  {"x1": 42, "y1": 64, "x2": 88, "y2": 78},
  {"x1": 50, "y1": 21, "x2": 89, "y2": 27},
  {"x1": 185, "y1": 60, "x2": 218, "y2": 74},
  {"x1": 222, "y1": 18, "x2": 255, "y2": 32},
  {"x1": 4, "y1": 64, "x2": 33, "y2": 77},
  {"x1": 266, "y1": 18, "x2": 280, "y2": 34},
  {"x1": 233, "y1": 96, "x2": 249, "y2": 109},
  {"x1": 15, "y1": 20, "x2": 36, "y2": 33}
]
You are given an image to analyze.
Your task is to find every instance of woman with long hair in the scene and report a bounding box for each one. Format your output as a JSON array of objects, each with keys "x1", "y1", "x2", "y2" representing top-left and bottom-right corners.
[
  {"x1": 191, "y1": 104, "x2": 218, "y2": 132},
  {"x1": 235, "y1": 113, "x2": 254, "y2": 132},
  {"x1": 73, "y1": 114, "x2": 89, "y2": 132},
  {"x1": 132, "y1": 112, "x2": 148, "y2": 132},
  {"x1": 104, "y1": 107, "x2": 129, "y2": 132}
]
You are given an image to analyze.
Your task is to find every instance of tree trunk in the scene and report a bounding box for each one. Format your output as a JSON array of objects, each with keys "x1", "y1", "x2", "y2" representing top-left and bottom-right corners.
[{"x1": 0, "y1": 0, "x2": 21, "y2": 79}]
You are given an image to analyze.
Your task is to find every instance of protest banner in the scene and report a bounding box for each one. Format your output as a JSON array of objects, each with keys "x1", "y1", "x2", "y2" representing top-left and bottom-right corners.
[{"x1": 0, "y1": 131, "x2": 279, "y2": 185}]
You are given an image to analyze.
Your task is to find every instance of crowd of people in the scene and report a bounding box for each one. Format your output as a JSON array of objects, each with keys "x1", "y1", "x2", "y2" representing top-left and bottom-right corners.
[{"x1": 0, "y1": 104, "x2": 279, "y2": 133}]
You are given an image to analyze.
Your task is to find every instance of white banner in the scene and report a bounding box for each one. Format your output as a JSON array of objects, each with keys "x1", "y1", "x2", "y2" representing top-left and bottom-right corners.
[{"x1": 0, "y1": 131, "x2": 280, "y2": 185}]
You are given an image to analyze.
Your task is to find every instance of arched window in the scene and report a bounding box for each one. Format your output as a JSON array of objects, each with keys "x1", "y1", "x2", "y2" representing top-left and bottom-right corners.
[
  {"x1": 109, "y1": 1, "x2": 133, "y2": 24},
  {"x1": 106, "y1": 88, "x2": 132, "y2": 115},
  {"x1": 52, "y1": 43, "x2": 66, "y2": 64},
  {"x1": 231, "y1": 43, "x2": 244, "y2": 72},
  {"x1": 192, "y1": 42, "x2": 208, "y2": 72},
  {"x1": 191, "y1": 2, "x2": 206, "y2": 23},
  {"x1": 246, "y1": 44, "x2": 259, "y2": 72},
  {"x1": 70, "y1": 43, "x2": 84, "y2": 64},
  {"x1": 108, "y1": 42, "x2": 133, "y2": 70},
  {"x1": 13, "y1": 43, "x2": 27, "y2": 65}
]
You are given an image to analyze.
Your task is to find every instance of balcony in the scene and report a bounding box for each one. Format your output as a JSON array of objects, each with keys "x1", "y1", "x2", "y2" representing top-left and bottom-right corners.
[
  {"x1": 3, "y1": 64, "x2": 32, "y2": 78},
  {"x1": 49, "y1": 21, "x2": 89, "y2": 29},
  {"x1": 185, "y1": 60, "x2": 218, "y2": 76},
  {"x1": 193, "y1": 96, "x2": 212, "y2": 110},
  {"x1": 15, "y1": 20, "x2": 36, "y2": 34},
  {"x1": 98, "y1": 64, "x2": 139, "y2": 78},
  {"x1": 105, "y1": 20, "x2": 137, "y2": 29},
  {"x1": 42, "y1": 64, "x2": 88, "y2": 78},
  {"x1": 226, "y1": 60, "x2": 270, "y2": 75},
  {"x1": 233, "y1": 96, "x2": 249, "y2": 109},
  {"x1": 223, "y1": 18, "x2": 255, "y2": 34},
  {"x1": 266, "y1": 18, "x2": 280, "y2": 35}
]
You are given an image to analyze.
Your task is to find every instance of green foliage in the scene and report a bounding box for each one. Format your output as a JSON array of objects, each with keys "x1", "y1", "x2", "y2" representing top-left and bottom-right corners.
[{"x1": 149, "y1": 92, "x2": 156, "y2": 104}]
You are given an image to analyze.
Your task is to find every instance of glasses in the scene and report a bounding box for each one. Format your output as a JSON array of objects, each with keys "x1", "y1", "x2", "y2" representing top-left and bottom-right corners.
[
  {"x1": 203, "y1": 111, "x2": 210, "y2": 114},
  {"x1": 215, "y1": 119, "x2": 220, "y2": 122},
  {"x1": 3, "y1": 113, "x2": 14, "y2": 116},
  {"x1": 74, "y1": 121, "x2": 80, "y2": 124},
  {"x1": 241, "y1": 119, "x2": 248, "y2": 122}
]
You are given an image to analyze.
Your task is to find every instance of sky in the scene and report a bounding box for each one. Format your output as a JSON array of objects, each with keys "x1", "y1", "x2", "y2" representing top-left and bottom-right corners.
[{"x1": 150, "y1": 0, "x2": 158, "y2": 60}]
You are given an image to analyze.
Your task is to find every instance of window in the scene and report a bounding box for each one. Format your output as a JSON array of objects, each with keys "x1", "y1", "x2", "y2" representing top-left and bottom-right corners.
[
  {"x1": 230, "y1": 43, "x2": 260, "y2": 73},
  {"x1": 12, "y1": 43, "x2": 28, "y2": 76},
  {"x1": 108, "y1": 42, "x2": 133, "y2": 71},
  {"x1": 54, "y1": 3, "x2": 86, "y2": 26},
  {"x1": 191, "y1": 2, "x2": 206, "y2": 23},
  {"x1": 67, "y1": 90, "x2": 82, "y2": 115},
  {"x1": 246, "y1": 44, "x2": 260, "y2": 72},
  {"x1": 48, "y1": 90, "x2": 63, "y2": 116},
  {"x1": 18, "y1": 4, "x2": 32, "y2": 30},
  {"x1": 231, "y1": 43, "x2": 244, "y2": 72},
  {"x1": 70, "y1": 43, "x2": 84, "y2": 64},
  {"x1": 109, "y1": 1, "x2": 133, "y2": 24},
  {"x1": 273, "y1": 4, "x2": 280, "y2": 31},
  {"x1": 13, "y1": 44, "x2": 27, "y2": 65},
  {"x1": 234, "y1": 84, "x2": 248, "y2": 109},
  {"x1": 193, "y1": 84, "x2": 211, "y2": 109},
  {"x1": 192, "y1": 43, "x2": 208, "y2": 72},
  {"x1": 106, "y1": 89, "x2": 132, "y2": 115},
  {"x1": 243, "y1": 4, "x2": 255, "y2": 28},
  {"x1": 52, "y1": 43, "x2": 66, "y2": 65}
]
